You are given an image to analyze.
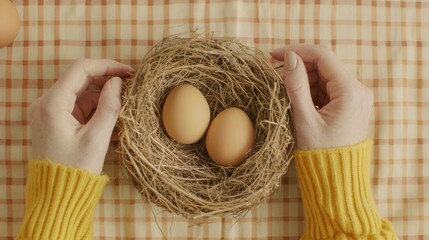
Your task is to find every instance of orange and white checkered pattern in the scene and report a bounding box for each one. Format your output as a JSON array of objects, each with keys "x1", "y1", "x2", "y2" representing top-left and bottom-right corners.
[{"x1": 1, "y1": 1, "x2": 428, "y2": 239}]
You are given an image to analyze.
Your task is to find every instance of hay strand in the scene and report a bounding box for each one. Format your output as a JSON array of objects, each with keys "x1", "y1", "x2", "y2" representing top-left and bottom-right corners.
[{"x1": 117, "y1": 35, "x2": 294, "y2": 218}]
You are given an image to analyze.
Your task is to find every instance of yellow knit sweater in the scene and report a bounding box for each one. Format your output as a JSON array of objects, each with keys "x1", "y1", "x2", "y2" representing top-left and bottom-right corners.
[
  {"x1": 295, "y1": 140, "x2": 397, "y2": 239},
  {"x1": 17, "y1": 140, "x2": 397, "y2": 239},
  {"x1": 16, "y1": 161, "x2": 108, "y2": 239}
]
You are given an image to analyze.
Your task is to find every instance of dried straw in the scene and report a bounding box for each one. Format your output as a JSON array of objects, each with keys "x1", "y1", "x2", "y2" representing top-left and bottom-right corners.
[{"x1": 117, "y1": 36, "x2": 294, "y2": 219}]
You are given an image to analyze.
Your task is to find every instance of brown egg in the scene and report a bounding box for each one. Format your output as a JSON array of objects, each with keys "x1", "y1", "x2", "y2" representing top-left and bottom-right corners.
[
  {"x1": 0, "y1": 0, "x2": 20, "y2": 48},
  {"x1": 206, "y1": 107, "x2": 255, "y2": 166},
  {"x1": 162, "y1": 84, "x2": 211, "y2": 144}
]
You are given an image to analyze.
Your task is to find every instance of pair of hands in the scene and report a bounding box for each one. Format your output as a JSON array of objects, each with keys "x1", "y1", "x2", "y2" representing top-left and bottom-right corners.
[{"x1": 29, "y1": 45, "x2": 373, "y2": 174}]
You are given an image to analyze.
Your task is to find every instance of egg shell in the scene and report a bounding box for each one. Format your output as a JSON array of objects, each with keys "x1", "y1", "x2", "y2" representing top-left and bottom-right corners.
[
  {"x1": 0, "y1": 0, "x2": 20, "y2": 48},
  {"x1": 206, "y1": 107, "x2": 255, "y2": 166},
  {"x1": 162, "y1": 84, "x2": 211, "y2": 144}
]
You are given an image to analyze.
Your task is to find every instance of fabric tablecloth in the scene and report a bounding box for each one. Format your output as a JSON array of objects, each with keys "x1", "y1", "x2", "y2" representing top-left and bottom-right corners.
[{"x1": 1, "y1": 1, "x2": 428, "y2": 239}]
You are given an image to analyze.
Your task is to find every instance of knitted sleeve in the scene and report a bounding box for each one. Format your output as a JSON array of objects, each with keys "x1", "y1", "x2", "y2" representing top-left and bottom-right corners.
[
  {"x1": 16, "y1": 160, "x2": 109, "y2": 240},
  {"x1": 294, "y1": 140, "x2": 397, "y2": 240}
]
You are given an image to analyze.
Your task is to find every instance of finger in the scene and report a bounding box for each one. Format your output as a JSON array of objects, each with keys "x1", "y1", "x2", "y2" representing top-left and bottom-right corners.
[
  {"x1": 282, "y1": 51, "x2": 318, "y2": 119},
  {"x1": 72, "y1": 91, "x2": 100, "y2": 124},
  {"x1": 91, "y1": 76, "x2": 109, "y2": 89},
  {"x1": 304, "y1": 62, "x2": 317, "y2": 72},
  {"x1": 322, "y1": 92, "x2": 331, "y2": 106},
  {"x1": 91, "y1": 75, "x2": 131, "y2": 90},
  {"x1": 58, "y1": 59, "x2": 131, "y2": 94},
  {"x1": 274, "y1": 59, "x2": 316, "y2": 72},
  {"x1": 308, "y1": 71, "x2": 319, "y2": 85},
  {"x1": 271, "y1": 44, "x2": 351, "y2": 84},
  {"x1": 84, "y1": 77, "x2": 123, "y2": 140},
  {"x1": 50, "y1": 59, "x2": 132, "y2": 113}
]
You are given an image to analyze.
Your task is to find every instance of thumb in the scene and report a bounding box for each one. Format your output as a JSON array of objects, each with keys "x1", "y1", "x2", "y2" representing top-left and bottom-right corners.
[
  {"x1": 283, "y1": 51, "x2": 316, "y2": 119},
  {"x1": 85, "y1": 77, "x2": 123, "y2": 138}
]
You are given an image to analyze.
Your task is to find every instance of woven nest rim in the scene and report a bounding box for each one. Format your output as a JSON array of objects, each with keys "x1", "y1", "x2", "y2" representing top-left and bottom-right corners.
[{"x1": 118, "y1": 35, "x2": 294, "y2": 219}]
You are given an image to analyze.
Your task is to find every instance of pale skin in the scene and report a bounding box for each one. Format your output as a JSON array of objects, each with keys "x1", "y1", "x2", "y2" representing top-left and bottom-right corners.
[
  {"x1": 29, "y1": 59, "x2": 133, "y2": 174},
  {"x1": 29, "y1": 44, "x2": 373, "y2": 172},
  {"x1": 270, "y1": 45, "x2": 373, "y2": 150}
]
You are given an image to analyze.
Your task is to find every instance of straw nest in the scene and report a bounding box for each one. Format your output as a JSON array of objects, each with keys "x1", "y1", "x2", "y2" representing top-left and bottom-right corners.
[{"x1": 118, "y1": 36, "x2": 294, "y2": 219}]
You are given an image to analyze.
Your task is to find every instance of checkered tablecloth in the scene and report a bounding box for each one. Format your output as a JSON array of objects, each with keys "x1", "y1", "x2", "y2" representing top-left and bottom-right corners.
[{"x1": 1, "y1": 1, "x2": 428, "y2": 239}]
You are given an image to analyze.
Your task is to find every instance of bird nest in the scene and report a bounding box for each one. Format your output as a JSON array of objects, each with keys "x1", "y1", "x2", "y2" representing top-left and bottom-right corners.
[{"x1": 117, "y1": 36, "x2": 294, "y2": 219}]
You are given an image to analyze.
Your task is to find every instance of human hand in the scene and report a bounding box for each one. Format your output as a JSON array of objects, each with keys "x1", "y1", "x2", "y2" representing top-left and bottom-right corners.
[
  {"x1": 29, "y1": 59, "x2": 133, "y2": 174},
  {"x1": 270, "y1": 45, "x2": 373, "y2": 150}
]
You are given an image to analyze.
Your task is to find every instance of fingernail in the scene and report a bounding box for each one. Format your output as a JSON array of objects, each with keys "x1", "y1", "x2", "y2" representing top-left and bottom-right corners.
[
  {"x1": 118, "y1": 62, "x2": 134, "y2": 72},
  {"x1": 125, "y1": 65, "x2": 134, "y2": 72},
  {"x1": 284, "y1": 51, "x2": 297, "y2": 71}
]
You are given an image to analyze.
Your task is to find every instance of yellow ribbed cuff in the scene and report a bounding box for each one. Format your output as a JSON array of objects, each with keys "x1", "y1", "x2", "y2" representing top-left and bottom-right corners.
[
  {"x1": 295, "y1": 140, "x2": 397, "y2": 239},
  {"x1": 17, "y1": 160, "x2": 109, "y2": 240}
]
